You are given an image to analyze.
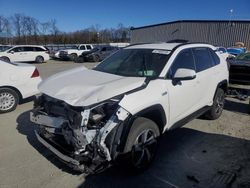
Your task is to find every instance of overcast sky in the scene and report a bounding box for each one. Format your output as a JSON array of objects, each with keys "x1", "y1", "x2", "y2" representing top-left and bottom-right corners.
[{"x1": 0, "y1": 0, "x2": 249, "y2": 32}]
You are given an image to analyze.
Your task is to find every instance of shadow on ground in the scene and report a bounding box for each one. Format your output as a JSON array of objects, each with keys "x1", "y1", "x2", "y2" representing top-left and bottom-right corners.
[
  {"x1": 16, "y1": 110, "x2": 81, "y2": 175},
  {"x1": 224, "y1": 99, "x2": 250, "y2": 115},
  {"x1": 16, "y1": 110, "x2": 250, "y2": 188},
  {"x1": 19, "y1": 96, "x2": 36, "y2": 104}
]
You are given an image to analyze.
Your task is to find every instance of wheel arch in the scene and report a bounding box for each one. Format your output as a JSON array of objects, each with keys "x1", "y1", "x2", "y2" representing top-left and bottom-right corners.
[
  {"x1": 0, "y1": 86, "x2": 23, "y2": 101},
  {"x1": 214, "y1": 79, "x2": 228, "y2": 100},
  {"x1": 115, "y1": 104, "x2": 166, "y2": 154}
]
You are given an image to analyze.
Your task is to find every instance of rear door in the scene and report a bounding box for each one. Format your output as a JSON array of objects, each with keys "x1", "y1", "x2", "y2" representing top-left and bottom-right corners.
[
  {"x1": 23, "y1": 47, "x2": 36, "y2": 61},
  {"x1": 192, "y1": 47, "x2": 218, "y2": 107}
]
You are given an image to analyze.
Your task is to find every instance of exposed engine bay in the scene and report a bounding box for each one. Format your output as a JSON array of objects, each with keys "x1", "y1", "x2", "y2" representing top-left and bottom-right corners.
[{"x1": 30, "y1": 94, "x2": 130, "y2": 174}]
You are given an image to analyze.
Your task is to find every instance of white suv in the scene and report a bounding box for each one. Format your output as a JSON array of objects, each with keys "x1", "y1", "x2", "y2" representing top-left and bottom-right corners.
[
  {"x1": 30, "y1": 42, "x2": 229, "y2": 174},
  {"x1": 58, "y1": 44, "x2": 93, "y2": 61},
  {"x1": 0, "y1": 45, "x2": 50, "y2": 63}
]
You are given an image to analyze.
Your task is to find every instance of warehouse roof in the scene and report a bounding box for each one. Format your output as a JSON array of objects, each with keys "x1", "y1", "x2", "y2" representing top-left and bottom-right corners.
[{"x1": 131, "y1": 20, "x2": 250, "y2": 30}]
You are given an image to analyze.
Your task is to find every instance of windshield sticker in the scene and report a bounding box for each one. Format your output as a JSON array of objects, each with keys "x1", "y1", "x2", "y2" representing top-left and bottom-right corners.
[{"x1": 152, "y1": 50, "x2": 170, "y2": 55}]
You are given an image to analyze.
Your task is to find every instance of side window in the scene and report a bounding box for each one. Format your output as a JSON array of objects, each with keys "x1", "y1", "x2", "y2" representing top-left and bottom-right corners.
[
  {"x1": 23, "y1": 47, "x2": 34, "y2": 52},
  {"x1": 168, "y1": 49, "x2": 195, "y2": 78},
  {"x1": 193, "y1": 48, "x2": 214, "y2": 72},
  {"x1": 209, "y1": 49, "x2": 220, "y2": 65},
  {"x1": 11, "y1": 47, "x2": 23, "y2": 52},
  {"x1": 34, "y1": 47, "x2": 46, "y2": 51},
  {"x1": 80, "y1": 45, "x2": 86, "y2": 50},
  {"x1": 101, "y1": 47, "x2": 107, "y2": 51},
  {"x1": 86, "y1": 45, "x2": 92, "y2": 50}
]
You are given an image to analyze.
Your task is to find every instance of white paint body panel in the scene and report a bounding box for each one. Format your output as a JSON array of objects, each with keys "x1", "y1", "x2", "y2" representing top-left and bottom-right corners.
[
  {"x1": 0, "y1": 60, "x2": 42, "y2": 98},
  {"x1": 38, "y1": 67, "x2": 145, "y2": 106}
]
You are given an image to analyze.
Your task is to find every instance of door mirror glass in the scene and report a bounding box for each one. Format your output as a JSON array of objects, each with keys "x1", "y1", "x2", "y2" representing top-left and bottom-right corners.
[{"x1": 173, "y1": 68, "x2": 196, "y2": 80}]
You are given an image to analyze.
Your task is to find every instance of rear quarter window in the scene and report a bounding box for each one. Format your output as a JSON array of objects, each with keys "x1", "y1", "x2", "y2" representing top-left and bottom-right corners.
[
  {"x1": 34, "y1": 47, "x2": 46, "y2": 51},
  {"x1": 209, "y1": 49, "x2": 220, "y2": 65}
]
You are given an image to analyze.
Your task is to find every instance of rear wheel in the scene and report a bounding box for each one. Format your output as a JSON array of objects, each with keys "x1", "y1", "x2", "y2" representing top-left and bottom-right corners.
[
  {"x1": 0, "y1": 88, "x2": 19, "y2": 113},
  {"x1": 123, "y1": 117, "x2": 160, "y2": 171},
  {"x1": 35, "y1": 56, "x2": 44, "y2": 63},
  {"x1": 75, "y1": 56, "x2": 84, "y2": 63},
  {"x1": 93, "y1": 55, "x2": 100, "y2": 62},
  {"x1": 205, "y1": 88, "x2": 225, "y2": 120},
  {"x1": 0, "y1": 56, "x2": 10, "y2": 62}
]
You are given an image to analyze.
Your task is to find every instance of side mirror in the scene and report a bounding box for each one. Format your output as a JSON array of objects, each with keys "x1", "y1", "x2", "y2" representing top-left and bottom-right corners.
[
  {"x1": 173, "y1": 68, "x2": 196, "y2": 81},
  {"x1": 8, "y1": 50, "x2": 15, "y2": 54}
]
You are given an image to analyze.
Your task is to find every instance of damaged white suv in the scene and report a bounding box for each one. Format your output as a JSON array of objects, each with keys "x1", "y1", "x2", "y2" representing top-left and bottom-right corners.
[{"x1": 30, "y1": 42, "x2": 229, "y2": 174}]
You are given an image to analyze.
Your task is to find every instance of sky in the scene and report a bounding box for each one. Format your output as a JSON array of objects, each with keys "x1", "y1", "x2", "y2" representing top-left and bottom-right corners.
[{"x1": 0, "y1": 0, "x2": 250, "y2": 32}]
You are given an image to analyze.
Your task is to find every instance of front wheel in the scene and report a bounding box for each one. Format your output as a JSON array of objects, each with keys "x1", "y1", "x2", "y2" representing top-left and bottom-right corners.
[
  {"x1": 205, "y1": 88, "x2": 225, "y2": 120},
  {"x1": 0, "y1": 56, "x2": 10, "y2": 62},
  {"x1": 123, "y1": 117, "x2": 160, "y2": 171},
  {"x1": 0, "y1": 88, "x2": 19, "y2": 113}
]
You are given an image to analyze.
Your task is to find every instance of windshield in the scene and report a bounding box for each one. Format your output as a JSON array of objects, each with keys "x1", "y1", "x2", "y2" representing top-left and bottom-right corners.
[
  {"x1": 0, "y1": 46, "x2": 12, "y2": 52},
  {"x1": 94, "y1": 49, "x2": 171, "y2": 77},
  {"x1": 236, "y1": 53, "x2": 250, "y2": 61}
]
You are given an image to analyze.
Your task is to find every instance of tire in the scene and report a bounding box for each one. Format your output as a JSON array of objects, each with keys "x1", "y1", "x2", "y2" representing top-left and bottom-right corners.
[
  {"x1": 0, "y1": 88, "x2": 19, "y2": 113},
  {"x1": 75, "y1": 56, "x2": 84, "y2": 63},
  {"x1": 0, "y1": 56, "x2": 10, "y2": 63},
  {"x1": 205, "y1": 88, "x2": 225, "y2": 120},
  {"x1": 35, "y1": 56, "x2": 44, "y2": 63},
  {"x1": 69, "y1": 53, "x2": 77, "y2": 61},
  {"x1": 123, "y1": 117, "x2": 160, "y2": 171},
  {"x1": 93, "y1": 55, "x2": 100, "y2": 62}
]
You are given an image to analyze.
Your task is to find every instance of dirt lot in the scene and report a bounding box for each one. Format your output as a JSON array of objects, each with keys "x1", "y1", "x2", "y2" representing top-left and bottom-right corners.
[{"x1": 0, "y1": 60, "x2": 250, "y2": 188}]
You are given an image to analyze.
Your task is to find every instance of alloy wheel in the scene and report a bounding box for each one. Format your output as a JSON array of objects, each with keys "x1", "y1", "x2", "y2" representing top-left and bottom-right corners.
[
  {"x1": 131, "y1": 129, "x2": 157, "y2": 168},
  {"x1": 0, "y1": 92, "x2": 16, "y2": 111}
]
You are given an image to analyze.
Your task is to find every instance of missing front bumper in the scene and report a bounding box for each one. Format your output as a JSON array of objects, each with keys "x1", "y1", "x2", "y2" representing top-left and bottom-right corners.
[{"x1": 35, "y1": 130, "x2": 80, "y2": 166}]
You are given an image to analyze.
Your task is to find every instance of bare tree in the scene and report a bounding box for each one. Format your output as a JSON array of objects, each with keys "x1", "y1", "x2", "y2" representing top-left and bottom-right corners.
[{"x1": 11, "y1": 14, "x2": 23, "y2": 43}]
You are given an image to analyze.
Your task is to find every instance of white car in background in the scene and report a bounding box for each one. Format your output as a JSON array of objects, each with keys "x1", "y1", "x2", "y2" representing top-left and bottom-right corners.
[
  {"x1": 0, "y1": 45, "x2": 50, "y2": 63},
  {"x1": 58, "y1": 44, "x2": 94, "y2": 61},
  {"x1": 0, "y1": 60, "x2": 42, "y2": 113}
]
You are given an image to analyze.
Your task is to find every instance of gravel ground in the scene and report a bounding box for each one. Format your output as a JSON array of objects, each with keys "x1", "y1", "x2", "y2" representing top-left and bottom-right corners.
[{"x1": 0, "y1": 59, "x2": 250, "y2": 188}]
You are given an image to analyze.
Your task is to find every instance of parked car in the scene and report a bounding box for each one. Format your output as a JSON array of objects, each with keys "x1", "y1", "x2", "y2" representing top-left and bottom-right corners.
[
  {"x1": 0, "y1": 45, "x2": 50, "y2": 63},
  {"x1": 58, "y1": 44, "x2": 94, "y2": 61},
  {"x1": 216, "y1": 46, "x2": 235, "y2": 60},
  {"x1": 228, "y1": 52, "x2": 250, "y2": 84},
  {"x1": 227, "y1": 47, "x2": 246, "y2": 56},
  {"x1": 30, "y1": 42, "x2": 228, "y2": 174},
  {"x1": 50, "y1": 50, "x2": 60, "y2": 59},
  {"x1": 76, "y1": 45, "x2": 119, "y2": 63},
  {"x1": 0, "y1": 60, "x2": 41, "y2": 113}
]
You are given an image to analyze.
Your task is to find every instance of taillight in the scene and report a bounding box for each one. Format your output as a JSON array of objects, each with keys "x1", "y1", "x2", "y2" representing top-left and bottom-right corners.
[
  {"x1": 45, "y1": 50, "x2": 49, "y2": 54},
  {"x1": 31, "y1": 68, "x2": 40, "y2": 78}
]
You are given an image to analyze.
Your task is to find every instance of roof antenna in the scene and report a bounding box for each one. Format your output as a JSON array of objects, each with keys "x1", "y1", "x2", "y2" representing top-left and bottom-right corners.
[{"x1": 229, "y1": 9, "x2": 234, "y2": 26}]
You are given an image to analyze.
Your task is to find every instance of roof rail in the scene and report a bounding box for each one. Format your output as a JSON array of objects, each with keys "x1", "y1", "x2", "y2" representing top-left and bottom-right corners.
[{"x1": 167, "y1": 39, "x2": 189, "y2": 43}]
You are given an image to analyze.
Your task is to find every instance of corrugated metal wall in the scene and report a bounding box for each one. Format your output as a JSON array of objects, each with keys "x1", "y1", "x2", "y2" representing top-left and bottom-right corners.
[{"x1": 131, "y1": 21, "x2": 250, "y2": 48}]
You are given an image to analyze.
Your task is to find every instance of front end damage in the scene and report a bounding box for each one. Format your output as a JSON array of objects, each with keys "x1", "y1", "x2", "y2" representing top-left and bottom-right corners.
[{"x1": 30, "y1": 94, "x2": 130, "y2": 174}]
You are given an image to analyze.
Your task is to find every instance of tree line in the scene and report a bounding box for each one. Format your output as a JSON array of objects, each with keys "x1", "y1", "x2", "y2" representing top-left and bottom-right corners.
[{"x1": 0, "y1": 14, "x2": 130, "y2": 45}]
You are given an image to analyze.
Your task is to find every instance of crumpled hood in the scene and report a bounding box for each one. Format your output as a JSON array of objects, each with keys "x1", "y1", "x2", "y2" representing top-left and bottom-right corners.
[{"x1": 38, "y1": 66, "x2": 145, "y2": 106}]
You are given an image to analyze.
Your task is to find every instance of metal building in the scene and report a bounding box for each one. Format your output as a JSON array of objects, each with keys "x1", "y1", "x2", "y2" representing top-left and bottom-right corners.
[{"x1": 131, "y1": 20, "x2": 250, "y2": 48}]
